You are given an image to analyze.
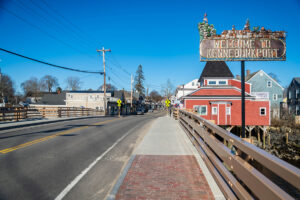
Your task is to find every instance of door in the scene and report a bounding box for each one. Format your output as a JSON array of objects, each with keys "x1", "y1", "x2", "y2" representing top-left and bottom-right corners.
[{"x1": 218, "y1": 104, "x2": 226, "y2": 125}]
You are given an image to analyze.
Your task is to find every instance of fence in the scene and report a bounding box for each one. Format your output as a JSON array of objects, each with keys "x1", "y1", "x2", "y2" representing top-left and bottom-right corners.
[
  {"x1": 178, "y1": 109, "x2": 300, "y2": 200},
  {"x1": 0, "y1": 107, "x2": 104, "y2": 121}
]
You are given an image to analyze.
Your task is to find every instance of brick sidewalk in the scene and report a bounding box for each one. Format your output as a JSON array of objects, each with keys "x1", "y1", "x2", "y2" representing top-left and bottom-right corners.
[{"x1": 115, "y1": 155, "x2": 214, "y2": 200}]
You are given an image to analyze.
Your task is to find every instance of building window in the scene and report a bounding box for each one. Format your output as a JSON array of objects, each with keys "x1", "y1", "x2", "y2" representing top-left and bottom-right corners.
[
  {"x1": 199, "y1": 105, "x2": 207, "y2": 115},
  {"x1": 218, "y1": 81, "x2": 227, "y2": 85},
  {"x1": 273, "y1": 94, "x2": 278, "y2": 101},
  {"x1": 296, "y1": 89, "x2": 300, "y2": 99},
  {"x1": 267, "y1": 81, "x2": 272, "y2": 87},
  {"x1": 296, "y1": 106, "x2": 300, "y2": 115},
  {"x1": 260, "y1": 107, "x2": 266, "y2": 116},
  {"x1": 192, "y1": 82, "x2": 194, "y2": 86},
  {"x1": 226, "y1": 107, "x2": 231, "y2": 115},
  {"x1": 288, "y1": 91, "x2": 292, "y2": 99},
  {"x1": 208, "y1": 81, "x2": 217, "y2": 85},
  {"x1": 212, "y1": 107, "x2": 218, "y2": 115},
  {"x1": 289, "y1": 106, "x2": 292, "y2": 114}
]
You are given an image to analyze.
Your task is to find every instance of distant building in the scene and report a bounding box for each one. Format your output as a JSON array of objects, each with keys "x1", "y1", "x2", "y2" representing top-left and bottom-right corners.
[
  {"x1": 65, "y1": 91, "x2": 113, "y2": 110},
  {"x1": 175, "y1": 79, "x2": 200, "y2": 100},
  {"x1": 244, "y1": 70, "x2": 284, "y2": 119},
  {"x1": 183, "y1": 61, "x2": 270, "y2": 126},
  {"x1": 287, "y1": 78, "x2": 300, "y2": 116}
]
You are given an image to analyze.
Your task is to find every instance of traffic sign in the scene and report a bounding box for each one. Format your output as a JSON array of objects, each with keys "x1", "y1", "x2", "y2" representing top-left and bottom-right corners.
[
  {"x1": 117, "y1": 99, "x2": 122, "y2": 107},
  {"x1": 165, "y1": 99, "x2": 171, "y2": 107}
]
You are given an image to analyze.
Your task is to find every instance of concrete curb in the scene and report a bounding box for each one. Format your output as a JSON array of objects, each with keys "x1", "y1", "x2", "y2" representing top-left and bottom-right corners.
[
  {"x1": 106, "y1": 155, "x2": 136, "y2": 200},
  {"x1": 0, "y1": 115, "x2": 106, "y2": 131}
]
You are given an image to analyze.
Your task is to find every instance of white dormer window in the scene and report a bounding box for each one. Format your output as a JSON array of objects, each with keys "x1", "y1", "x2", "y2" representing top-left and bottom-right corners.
[
  {"x1": 207, "y1": 79, "x2": 228, "y2": 85},
  {"x1": 192, "y1": 82, "x2": 194, "y2": 86},
  {"x1": 208, "y1": 81, "x2": 217, "y2": 85},
  {"x1": 267, "y1": 81, "x2": 272, "y2": 87}
]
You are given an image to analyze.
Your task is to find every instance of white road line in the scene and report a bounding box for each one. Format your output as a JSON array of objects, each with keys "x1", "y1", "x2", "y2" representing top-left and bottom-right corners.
[{"x1": 54, "y1": 130, "x2": 132, "y2": 200}]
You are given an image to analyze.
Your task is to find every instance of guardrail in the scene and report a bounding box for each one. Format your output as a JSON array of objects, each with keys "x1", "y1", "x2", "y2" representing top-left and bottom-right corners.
[
  {"x1": 178, "y1": 109, "x2": 300, "y2": 200},
  {"x1": 0, "y1": 107, "x2": 104, "y2": 121}
]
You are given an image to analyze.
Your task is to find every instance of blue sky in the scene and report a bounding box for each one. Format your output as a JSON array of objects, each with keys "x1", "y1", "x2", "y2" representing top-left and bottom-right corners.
[{"x1": 0, "y1": 0, "x2": 299, "y2": 94}]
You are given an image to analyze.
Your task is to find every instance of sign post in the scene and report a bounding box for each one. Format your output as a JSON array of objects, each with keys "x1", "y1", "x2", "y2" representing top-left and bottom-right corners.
[
  {"x1": 117, "y1": 99, "x2": 122, "y2": 118},
  {"x1": 198, "y1": 17, "x2": 286, "y2": 138}
]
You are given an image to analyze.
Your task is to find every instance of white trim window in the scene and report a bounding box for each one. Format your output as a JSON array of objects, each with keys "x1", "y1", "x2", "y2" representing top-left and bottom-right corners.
[
  {"x1": 260, "y1": 107, "x2": 266, "y2": 116},
  {"x1": 226, "y1": 107, "x2": 231, "y2": 115},
  {"x1": 207, "y1": 79, "x2": 228, "y2": 85},
  {"x1": 296, "y1": 105, "x2": 300, "y2": 115},
  {"x1": 212, "y1": 107, "x2": 218, "y2": 115},
  {"x1": 208, "y1": 81, "x2": 217, "y2": 85},
  {"x1": 267, "y1": 81, "x2": 272, "y2": 88},
  {"x1": 273, "y1": 94, "x2": 278, "y2": 101},
  {"x1": 199, "y1": 105, "x2": 207, "y2": 115},
  {"x1": 296, "y1": 89, "x2": 300, "y2": 99}
]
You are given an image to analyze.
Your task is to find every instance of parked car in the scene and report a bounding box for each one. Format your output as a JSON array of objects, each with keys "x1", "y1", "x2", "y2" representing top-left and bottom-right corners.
[
  {"x1": 19, "y1": 101, "x2": 29, "y2": 107},
  {"x1": 137, "y1": 109, "x2": 144, "y2": 115},
  {"x1": 148, "y1": 109, "x2": 154, "y2": 112}
]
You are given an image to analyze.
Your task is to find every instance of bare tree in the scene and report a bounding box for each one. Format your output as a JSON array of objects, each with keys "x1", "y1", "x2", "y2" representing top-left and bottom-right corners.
[
  {"x1": 268, "y1": 72, "x2": 281, "y2": 83},
  {"x1": 161, "y1": 79, "x2": 174, "y2": 98},
  {"x1": 149, "y1": 90, "x2": 162, "y2": 102},
  {"x1": 21, "y1": 77, "x2": 41, "y2": 100},
  {"x1": 40, "y1": 75, "x2": 59, "y2": 92},
  {"x1": 66, "y1": 77, "x2": 81, "y2": 91},
  {"x1": 0, "y1": 73, "x2": 15, "y2": 103},
  {"x1": 98, "y1": 83, "x2": 117, "y2": 91}
]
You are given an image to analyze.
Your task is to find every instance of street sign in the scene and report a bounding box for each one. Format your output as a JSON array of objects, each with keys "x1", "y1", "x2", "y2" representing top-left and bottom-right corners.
[
  {"x1": 117, "y1": 99, "x2": 122, "y2": 107},
  {"x1": 165, "y1": 99, "x2": 171, "y2": 107}
]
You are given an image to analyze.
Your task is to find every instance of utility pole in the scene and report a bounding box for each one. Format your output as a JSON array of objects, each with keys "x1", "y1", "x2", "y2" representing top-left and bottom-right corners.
[
  {"x1": 97, "y1": 47, "x2": 111, "y2": 115},
  {"x1": 131, "y1": 74, "x2": 133, "y2": 108}
]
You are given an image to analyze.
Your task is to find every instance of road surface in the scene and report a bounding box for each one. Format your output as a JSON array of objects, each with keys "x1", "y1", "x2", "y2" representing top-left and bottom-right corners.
[{"x1": 0, "y1": 112, "x2": 164, "y2": 200}]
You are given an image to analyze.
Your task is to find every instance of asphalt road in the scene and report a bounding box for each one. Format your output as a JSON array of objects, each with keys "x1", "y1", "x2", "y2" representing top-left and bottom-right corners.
[{"x1": 0, "y1": 112, "x2": 165, "y2": 200}]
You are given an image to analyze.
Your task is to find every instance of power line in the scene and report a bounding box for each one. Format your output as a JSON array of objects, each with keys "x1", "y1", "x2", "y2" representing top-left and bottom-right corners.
[
  {"x1": 107, "y1": 53, "x2": 131, "y2": 76},
  {"x1": 0, "y1": 48, "x2": 103, "y2": 74},
  {"x1": 26, "y1": 0, "x2": 99, "y2": 51},
  {"x1": 0, "y1": 5, "x2": 98, "y2": 62},
  {"x1": 39, "y1": 0, "x2": 102, "y2": 48}
]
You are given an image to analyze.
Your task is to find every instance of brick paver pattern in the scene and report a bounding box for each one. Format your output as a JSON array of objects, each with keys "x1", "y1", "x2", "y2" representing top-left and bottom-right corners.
[{"x1": 116, "y1": 155, "x2": 214, "y2": 200}]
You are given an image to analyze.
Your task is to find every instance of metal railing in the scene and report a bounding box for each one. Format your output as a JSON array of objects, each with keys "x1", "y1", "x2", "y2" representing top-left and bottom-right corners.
[
  {"x1": 178, "y1": 109, "x2": 300, "y2": 200},
  {"x1": 0, "y1": 107, "x2": 104, "y2": 121}
]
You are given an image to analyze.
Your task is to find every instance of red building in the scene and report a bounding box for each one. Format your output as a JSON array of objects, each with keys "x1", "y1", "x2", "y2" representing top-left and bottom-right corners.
[{"x1": 183, "y1": 61, "x2": 270, "y2": 126}]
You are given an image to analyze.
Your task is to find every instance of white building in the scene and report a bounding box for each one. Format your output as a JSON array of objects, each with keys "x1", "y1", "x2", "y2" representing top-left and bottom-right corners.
[
  {"x1": 175, "y1": 79, "x2": 200, "y2": 100},
  {"x1": 65, "y1": 91, "x2": 114, "y2": 110}
]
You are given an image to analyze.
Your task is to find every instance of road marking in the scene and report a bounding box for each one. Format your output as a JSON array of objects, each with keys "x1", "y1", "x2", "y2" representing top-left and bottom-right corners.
[
  {"x1": 0, "y1": 118, "x2": 120, "y2": 154},
  {"x1": 54, "y1": 128, "x2": 133, "y2": 200}
]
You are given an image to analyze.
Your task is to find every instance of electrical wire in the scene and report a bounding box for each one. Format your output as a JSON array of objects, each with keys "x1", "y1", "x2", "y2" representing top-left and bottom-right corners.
[
  {"x1": 0, "y1": 48, "x2": 103, "y2": 74},
  {"x1": 0, "y1": 5, "x2": 98, "y2": 62}
]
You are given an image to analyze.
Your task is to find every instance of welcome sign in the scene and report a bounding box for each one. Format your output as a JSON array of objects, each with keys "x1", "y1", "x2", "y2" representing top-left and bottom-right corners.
[{"x1": 200, "y1": 37, "x2": 286, "y2": 61}]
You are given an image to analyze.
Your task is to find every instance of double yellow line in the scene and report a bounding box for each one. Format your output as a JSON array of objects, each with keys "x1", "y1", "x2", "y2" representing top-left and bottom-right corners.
[{"x1": 0, "y1": 118, "x2": 120, "y2": 154}]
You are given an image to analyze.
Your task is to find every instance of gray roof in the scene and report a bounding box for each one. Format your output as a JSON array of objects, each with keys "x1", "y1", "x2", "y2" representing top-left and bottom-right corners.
[
  {"x1": 294, "y1": 77, "x2": 300, "y2": 84},
  {"x1": 68, "y1": 90, "x2": 113, "y2": 93},
  {"x1": 40, "y1": 92, "x2": 66, "y2": 105},
  {"x1": 199, "y1": 61, "x2": 234, "y2": 82}
]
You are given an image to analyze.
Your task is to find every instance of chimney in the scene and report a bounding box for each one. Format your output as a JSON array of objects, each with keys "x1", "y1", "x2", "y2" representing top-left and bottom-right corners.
[
  {"x1": 236, "y1": 75, "x2": 241, "y2": 80},
  {"x1": 246, "y1": 70, "x2": 250, "y2": 76}
]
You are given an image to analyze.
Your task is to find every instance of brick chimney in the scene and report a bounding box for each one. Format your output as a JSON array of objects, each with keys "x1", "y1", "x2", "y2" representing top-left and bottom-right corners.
[{"x1": 246, "y1": 70, "x2": 250, "y2": 76}]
